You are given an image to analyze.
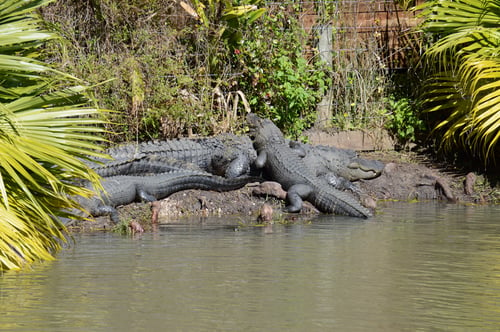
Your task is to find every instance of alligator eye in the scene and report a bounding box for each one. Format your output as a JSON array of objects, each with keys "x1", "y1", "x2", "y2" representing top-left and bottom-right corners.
[{"x1": 348, "y1": 162, "x2": 360, "y2": 169}]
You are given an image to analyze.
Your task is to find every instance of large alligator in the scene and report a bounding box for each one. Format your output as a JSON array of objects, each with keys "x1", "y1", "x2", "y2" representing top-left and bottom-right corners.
[
  {"x1": 92, "y1": 134, "x2": 256, "y2": 178},
  {"x1": 92, "y1": 155, "x2": 204, "y2": 178},
  {"x1": 91, "y1": 132, "x2": 383, "y2": 185},
  {"x1": 246, "y1": 113, "x2": 372, "y2": 218},
  {"x1": 289, "y1": 141, "x2": 385, "y2": 182},
  {"x1": 74, "y1": 170, "x2": 261, "y2": 223}
]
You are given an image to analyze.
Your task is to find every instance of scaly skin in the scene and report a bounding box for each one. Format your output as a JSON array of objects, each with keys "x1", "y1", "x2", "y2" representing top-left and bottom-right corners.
[
  {"x1": 93, "y1": 139, "x2": 219, "y2": 174},
  {"x1": 208, "y1": 134, "x2": 257, "y2": 178},
  {"x1": 289, "y1": 141, "x2": 385, "y2": 181},
  {"x1": 78, "y1": 170, "x2": 261, "y2": 222},
  {"x1": 247, "y1": 113, "x2": 372, "y2": 218},
  {"x1": 91, "y1": 134, "x2": 256, "y2": 178},
  {"x1": 92, "y1": 155, "x2": 204, "y2": 177}
]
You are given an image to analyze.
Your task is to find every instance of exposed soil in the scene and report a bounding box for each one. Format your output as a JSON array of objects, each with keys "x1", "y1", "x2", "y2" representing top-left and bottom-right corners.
[
  {"x1": 67, "y1": 146, "x2": 500, "y2": 233},
  {"x1": 359, "y1": 150, "x2": 499, "y2": 204}
]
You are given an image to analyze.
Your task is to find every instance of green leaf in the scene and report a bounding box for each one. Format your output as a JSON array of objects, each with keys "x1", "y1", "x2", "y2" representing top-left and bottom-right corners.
[
  {"x1": 0, "y1": 0, "x2": 108, "y2": 271},
  {"x1": 418, "y1": 0, "x2": 500, "y2": 162}
]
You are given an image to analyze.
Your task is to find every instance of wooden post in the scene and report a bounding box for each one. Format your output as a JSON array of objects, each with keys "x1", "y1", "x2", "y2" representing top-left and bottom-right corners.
[{"x1": 315, "y1": 24, "x2": 334, "y2": 129}]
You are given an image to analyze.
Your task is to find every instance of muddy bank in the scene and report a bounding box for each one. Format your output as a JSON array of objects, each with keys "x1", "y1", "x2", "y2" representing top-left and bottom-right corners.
[
  {"x1": 359, "y1": 150, "x2": 499, "y2": 204},
  {"x1": 67, "y1": 149, "x2": 499, "y2": 233}
]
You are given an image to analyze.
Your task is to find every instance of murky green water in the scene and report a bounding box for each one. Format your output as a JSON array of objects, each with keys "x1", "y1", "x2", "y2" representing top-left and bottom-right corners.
[{"x1": 1, "y1": 202, "x2": 499, "y2": 331}]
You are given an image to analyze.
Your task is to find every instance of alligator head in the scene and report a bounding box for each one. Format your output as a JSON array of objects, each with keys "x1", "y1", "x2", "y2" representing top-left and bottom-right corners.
[
  {"x1": 246, "y1": 113, "x2": 286, "y2": 148},
  {"x1": 343, "y1": 157, "x2": 385, "y2": 181},
  {"x1": 295, "y1": 143, "x2": 385, "y2": 181}
]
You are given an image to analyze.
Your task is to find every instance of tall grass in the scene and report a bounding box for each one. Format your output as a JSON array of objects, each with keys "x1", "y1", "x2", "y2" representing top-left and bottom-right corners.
[
  {"x1": 314, "y1": 0, "x2": 423, "y2": 139},
  {"x1": 41, "y1": 0, "x2": 243, "y2": 142}
]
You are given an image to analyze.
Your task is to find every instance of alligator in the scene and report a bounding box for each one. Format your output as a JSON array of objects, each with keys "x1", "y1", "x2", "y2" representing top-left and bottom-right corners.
[
  {"x1": 246, "y1": 113, "x2": 372, "y2": 218},
  {"x1": 92, "y1": 155, "x2": 204, "y2": 177},
  {"x1": 93, "y1": 134, "x2": 257, "y2": 178},
  {"x1": 74, "y1": 170, "x2": 261, "y2": 223},
  {"x1": 288, "y1": 141, "x2": 385, "y2": 182}
]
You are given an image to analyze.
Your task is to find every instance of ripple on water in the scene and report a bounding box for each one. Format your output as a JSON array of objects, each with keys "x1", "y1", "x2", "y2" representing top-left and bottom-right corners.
[{"x1": 0, "y1": 202, "x2": 499, "y2": 331}]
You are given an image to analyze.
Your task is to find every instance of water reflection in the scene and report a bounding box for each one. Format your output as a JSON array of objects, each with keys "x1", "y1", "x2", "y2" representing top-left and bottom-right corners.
[{"x1": 1, "y1": 202, "x2": 499, "y2": 331}]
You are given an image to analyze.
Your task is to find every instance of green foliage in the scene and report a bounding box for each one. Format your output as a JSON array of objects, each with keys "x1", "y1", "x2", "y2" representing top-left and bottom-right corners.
[
  {"x1": 40, "y1": 0, "x2": 419, "y2": 143},
  {"x1": 236, "y1": 8, "x2": 331, "y2": 138},
  {"x1": 417, "y1": 0, "x2": 500, "y2": 162},
  {"x1": 41, "y1": 0, "x2": 267, "y2": 142},
  {"x1": 178, "y1": 0, "x2": 266, "y2": 77},
  {"x1": 43, "y1": 1, "x2": 185, "y2": 140},
  {"x1": 113, "y1": 219, "x2": 132, "y2": 235},
  {"x1": 0, "y1": 0, "x2": 108, "y2": 270},
  {"x1": 180, "y1": 0, "x2": 265, "y2": 48},
  {"x1": 385, "y1": 97, "x2": 425, "y2": 146},
  {"x1": 42, "y1": 0, "x2": 331, "y2": 141}
]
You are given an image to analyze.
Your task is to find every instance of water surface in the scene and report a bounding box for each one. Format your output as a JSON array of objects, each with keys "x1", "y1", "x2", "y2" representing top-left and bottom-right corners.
[{"x1": 1, "y1": 202, "x2": 499, "y2": 331}]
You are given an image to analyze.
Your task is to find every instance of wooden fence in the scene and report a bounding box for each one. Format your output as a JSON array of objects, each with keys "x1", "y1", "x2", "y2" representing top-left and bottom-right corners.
[
  {"x1": 263, "y1": 0, "x2": 423, "y2": 128},
  {"x1": 269, "y1": 0, "x2": 423, "y2": 70}
]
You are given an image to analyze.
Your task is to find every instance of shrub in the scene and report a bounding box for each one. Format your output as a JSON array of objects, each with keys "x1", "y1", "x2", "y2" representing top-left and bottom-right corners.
[{"x1": 236, "y1": 7, "x2": 331, "y2": 138}]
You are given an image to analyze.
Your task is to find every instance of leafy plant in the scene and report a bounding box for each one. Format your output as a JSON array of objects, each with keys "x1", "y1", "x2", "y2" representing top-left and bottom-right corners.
[
  {"x1": 180, "y1": 0, "x2": 265, "y2": 47},
  {"x1": 236, "y1": 8, "x2": 331, "y2": 138},
  {"x1": 385, "y1": 97, "x2": 424, "y2": 147},
  {"x1": 41, "y1": 0, "x2": 266, "y2": 141},
  {"x1": 0, "y1": 0, "x2": 108, "y2": 270},
  {"x1": 417, "y1": 0, "x2": 500, "y2": 162}
]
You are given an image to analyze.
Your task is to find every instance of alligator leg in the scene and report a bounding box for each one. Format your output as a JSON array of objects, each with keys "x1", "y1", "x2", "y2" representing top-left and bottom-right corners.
[
  {"x1": 137, "y1": 189, "x2": 157, "y2": 202},
  {"x1": 212, "y1": 153, "x2": 250, "y2": 178},
  {"x1": 255, "y1": 151, "x2": 268, "y2": 169},
  {"x1": 319, "y1": 173, "x2": 361, "y2": 194},
  {"x1": 225, "y1": 153, "x2": 251, "y2": 178},
  {"x1": 286, "y1": 183, "x2": 313, "y2": 213},
  {"x1": 94, "y1": 205, "x2": 121, "y2": 223}
]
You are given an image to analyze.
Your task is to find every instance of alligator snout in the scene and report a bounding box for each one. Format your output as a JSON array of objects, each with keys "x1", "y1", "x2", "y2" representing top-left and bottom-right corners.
[{"x1": 348, "y1": 159, "x2": 385, "y2": 180}]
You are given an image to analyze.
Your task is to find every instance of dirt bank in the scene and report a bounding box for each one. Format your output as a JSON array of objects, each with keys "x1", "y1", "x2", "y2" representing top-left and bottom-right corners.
[{"x1": 67, "y1": 148, "x2": 499, "y2": 233}]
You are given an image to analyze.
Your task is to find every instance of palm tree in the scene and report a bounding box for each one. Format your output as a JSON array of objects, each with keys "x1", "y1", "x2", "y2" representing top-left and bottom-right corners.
[
  {"x1": 0, "y1": 0, "x2": 108, "y2": 270},
  {"x1": 418, "y1": 0, "x2": 500, "y2": 161}
]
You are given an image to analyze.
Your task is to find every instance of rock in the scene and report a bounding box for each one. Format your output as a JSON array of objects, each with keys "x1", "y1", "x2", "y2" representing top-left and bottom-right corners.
[
  {"x1": 128, "y1": 220, "x2": 144, "y2": 234},
  {"x1": 151, "y1": 201, "x2": 161, "y2": 224},
  {"x1": 257, "y1": 203, "x2": 274, "y2": 223},
  {"x1": 434, "y1": 177, "x2": 456, "y2": 202},
  {"x1": 383, "y1": 162, "x2": 397, "y2": 174},
  {"x1": 361, "y1": 195, "x2": 377, "y2": 210},
  {"x1": 464, "y1": 172, "x2": 476, "y2": 195},
  {"x1": 251, "y1": 181, "x2": 287, "y2": 200}
]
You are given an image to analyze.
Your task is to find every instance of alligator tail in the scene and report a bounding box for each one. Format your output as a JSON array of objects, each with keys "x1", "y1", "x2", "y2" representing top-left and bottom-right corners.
[
  {"x1": 310, "y1": 188, "x2": 372, "y2": 218},
  {"x1": 158, "y1": 174, "x2": 262, "y2": 197}
]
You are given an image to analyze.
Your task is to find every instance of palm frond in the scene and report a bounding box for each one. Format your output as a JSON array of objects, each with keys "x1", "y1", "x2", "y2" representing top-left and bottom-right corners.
[
  {"x1": 0, "y1": 0, "x2": 109, "y2": 270},
  {"x1": 417, "y1": 0, "x2": 500, "y2": 161},
  {"x1": 418, "y1": 0, "x2": 500, "y2": 32}
]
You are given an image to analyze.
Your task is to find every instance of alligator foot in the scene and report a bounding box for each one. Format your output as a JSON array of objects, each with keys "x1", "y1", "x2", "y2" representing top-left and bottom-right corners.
[
  {"x1": 94, "y1": 205, "x2": 121, "y2": 223},
  {"x1": 285, "y1": 184, "x2": 313, "y2": 213}
]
